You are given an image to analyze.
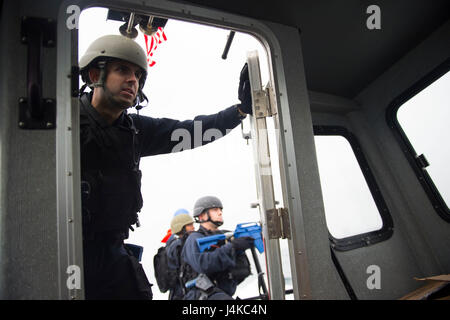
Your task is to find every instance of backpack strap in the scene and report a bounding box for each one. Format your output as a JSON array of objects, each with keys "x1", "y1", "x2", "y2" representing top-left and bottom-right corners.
[
  {"x1": 177, "y1": 228, "x2": 221, "y2": 295},
  {"x1": 177, "y1": 233, "x2": 193, "y2": 296}
]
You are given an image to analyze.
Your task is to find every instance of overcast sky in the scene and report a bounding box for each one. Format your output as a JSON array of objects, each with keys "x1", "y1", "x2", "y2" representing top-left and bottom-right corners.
[{"x1": 397, "y1": 71, "x2": 450, "y2": 206}]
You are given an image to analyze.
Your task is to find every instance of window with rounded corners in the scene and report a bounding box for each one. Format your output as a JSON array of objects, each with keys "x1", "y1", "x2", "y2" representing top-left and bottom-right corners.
[
  {"x1": 314, "y1": 126, "x2": 393, "y2": 251},
  {"x1": 386, "y1": 58, "x2": 450, "y2": 222}
]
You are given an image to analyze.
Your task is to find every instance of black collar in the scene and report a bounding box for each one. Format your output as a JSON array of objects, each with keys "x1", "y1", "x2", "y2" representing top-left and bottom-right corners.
[{"x1": 80, "y1": 92, "x2": 128, "y2": 129}]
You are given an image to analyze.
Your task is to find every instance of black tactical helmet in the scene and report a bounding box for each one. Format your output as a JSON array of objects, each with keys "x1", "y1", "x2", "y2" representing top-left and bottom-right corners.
[{"x1": 193, "y1": 196, "x2": 223, "y2": 217}]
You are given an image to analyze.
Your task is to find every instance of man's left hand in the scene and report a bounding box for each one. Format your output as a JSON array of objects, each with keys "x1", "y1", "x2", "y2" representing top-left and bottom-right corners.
[{"x1": 238, "y1": 63, "x2": 253, "y2": 115}]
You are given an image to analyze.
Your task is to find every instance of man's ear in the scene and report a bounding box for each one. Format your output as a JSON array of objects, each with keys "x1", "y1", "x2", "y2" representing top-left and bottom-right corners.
[
  {"x1": 198, "y1": 212, "x2": 207, "y2": 223},
  {"x1": 88, "y1": 68, "x2": 100, "y2": 83}
]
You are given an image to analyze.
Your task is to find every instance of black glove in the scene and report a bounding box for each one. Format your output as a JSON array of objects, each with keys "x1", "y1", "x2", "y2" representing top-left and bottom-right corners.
[
  {"x1": 238, "y1": 63, "x2": 253, "y2": 115},
  {"x1": 231, "y1": 236, "x2": 254, "y2": 251}
]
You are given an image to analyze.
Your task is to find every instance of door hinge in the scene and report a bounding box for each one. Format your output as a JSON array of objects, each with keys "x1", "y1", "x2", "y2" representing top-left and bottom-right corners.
[
  {"x1": 266, "y1": 207, "x2": 291, "y2": 239},
  {"x1": 253, "y1": 82, "x2": 277, "y2": 119}
]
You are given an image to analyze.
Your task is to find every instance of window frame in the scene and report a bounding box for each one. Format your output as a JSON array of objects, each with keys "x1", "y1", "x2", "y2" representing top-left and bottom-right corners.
[
  {"x1": 313, "y1": 125, "x2": 394, "y2": 251},
  {"x1": 386, "y1": 58, "x2": 450, "y2": 223}
]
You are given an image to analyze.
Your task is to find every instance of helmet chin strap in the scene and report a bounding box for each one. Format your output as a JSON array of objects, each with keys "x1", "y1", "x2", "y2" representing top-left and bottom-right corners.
[
  {"x1": 134, "y1": 90, "x2": 148, "y2": 110},
  {"x1": 78, "y1": 61, "x2": 106, "y2": 97},
  {"x1": 205, "y1": 210, "x2": 223, "y2": 227},
  {"x1": 91, "y1": 61, "x2": 107, "y2": 89}
]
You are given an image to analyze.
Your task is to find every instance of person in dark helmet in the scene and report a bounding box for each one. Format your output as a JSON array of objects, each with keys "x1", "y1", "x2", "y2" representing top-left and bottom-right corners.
[
  {"x1": 78, "y1": 34, "x2": 253, "y2": 300},
  {"x1": 165, "y1": 211, "x2": 196, "y2": 300},
  {"x1": 180, "y1": 196, "x2": 254, "y2": 300}
]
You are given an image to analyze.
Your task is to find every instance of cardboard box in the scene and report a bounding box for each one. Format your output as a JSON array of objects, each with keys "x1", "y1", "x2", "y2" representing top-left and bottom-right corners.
[{"x1": 399, "y1": 274, "x2": 450, "y2": 300}]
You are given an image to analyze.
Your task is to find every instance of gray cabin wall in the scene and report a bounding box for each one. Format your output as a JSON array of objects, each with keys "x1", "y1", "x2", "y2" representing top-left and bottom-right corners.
[
  {"x1": 355, "y1": 19, "x2": 450, "y2": 274},
  {"x1": 310, "y1": 96, "x2": 425, "y2": 299},
  {"x1": 308, "y1": 19, "x2": 450, "y2": 299},
  {"x1": 0, "y1": 0, "x2": 61, "y2": 299}
]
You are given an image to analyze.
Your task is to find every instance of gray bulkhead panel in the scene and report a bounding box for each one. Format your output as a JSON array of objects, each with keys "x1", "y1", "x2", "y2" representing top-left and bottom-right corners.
[
  {"x1": 311, "y1": 101, "x2": 429, "y2": 299},
  {"x1": 309, "y1": 20, "x2": 450, "y2": 299},
  {"x1": 0, "y1": 0, "x2": 61, "y2": 299},
  {"x1": 355, "y1": 19, "x2": 450, "y2": 277}
]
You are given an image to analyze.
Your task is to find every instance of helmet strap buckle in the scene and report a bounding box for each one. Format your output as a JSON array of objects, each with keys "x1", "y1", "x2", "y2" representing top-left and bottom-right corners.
[{"x1": 90, "y1": 60, "x2": 107, "y2": 89}]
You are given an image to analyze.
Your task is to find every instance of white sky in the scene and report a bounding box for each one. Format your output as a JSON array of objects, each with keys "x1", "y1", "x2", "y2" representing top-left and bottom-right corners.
[
  {"x1": 315, "y1": 136, "x2": 383, "y2": 239},
  {"x1": 397, "y1": 71, "x2": 450, "y2": 206}
]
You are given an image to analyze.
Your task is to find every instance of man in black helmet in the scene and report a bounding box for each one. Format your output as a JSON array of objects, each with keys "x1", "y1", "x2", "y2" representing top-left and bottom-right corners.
[
  {"x1": 180, "y1": 196, "x2": 255, "y2": 300},
  {"x1": 78, "y1": 35, "x2": 253, "y2": 300}
]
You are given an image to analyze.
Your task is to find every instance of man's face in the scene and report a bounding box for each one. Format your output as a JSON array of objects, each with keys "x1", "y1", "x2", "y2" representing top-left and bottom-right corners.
[
  {"x1": 95, "y1": 60, "x2": 143, "y2": 109},
  {"x1": 185, "y1": 223, "x2": 195, "y2": 233},
  {"x1": 202, "y1": 207, "x2": 223, "y2": 225}
]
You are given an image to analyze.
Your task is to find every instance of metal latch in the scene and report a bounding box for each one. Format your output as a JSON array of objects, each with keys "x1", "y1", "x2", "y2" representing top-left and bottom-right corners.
[
  {"x1": 415, "y1": 154, "x2": 429, "y2": 169},
  {"x1": 266, "y1": 208, "x2": 291, "y2": 239},
  {"x1": 241, "y1": 122, "x2": 251, "y2": 145},
  {"x1": 265, "y1": 83, "x2": 277, "y2": 117}
]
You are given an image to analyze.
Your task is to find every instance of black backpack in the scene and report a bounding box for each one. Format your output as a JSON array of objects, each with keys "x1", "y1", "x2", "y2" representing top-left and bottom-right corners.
[{"x1": 153, "y1": 245, "x2": 178, "y2": 293}]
